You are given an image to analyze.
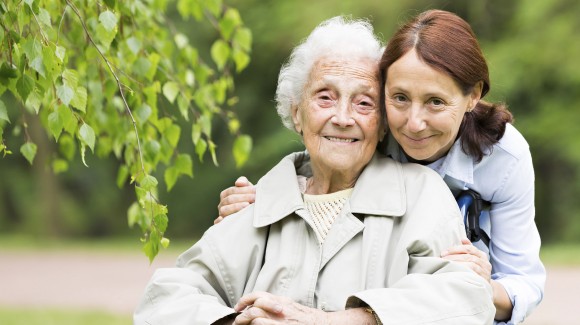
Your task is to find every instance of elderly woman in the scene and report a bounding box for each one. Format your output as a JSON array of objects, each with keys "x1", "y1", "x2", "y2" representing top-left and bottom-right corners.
[
  {"x1": 217, "y1": 10, "x2": 544, "y2": 325},
  {"x1": 134, "y1": 17, "x2": 494, "y2": 325}
]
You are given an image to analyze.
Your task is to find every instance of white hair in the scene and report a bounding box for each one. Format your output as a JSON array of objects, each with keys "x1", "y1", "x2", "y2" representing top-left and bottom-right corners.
[{"x1": 275, "y1": 16, "x2": 384, "y2": 131}]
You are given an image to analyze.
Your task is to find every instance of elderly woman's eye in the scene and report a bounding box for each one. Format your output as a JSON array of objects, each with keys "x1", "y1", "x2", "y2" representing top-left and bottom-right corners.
[{"x1": 393, "y1": 94, "x2": 407, "y2": 103}]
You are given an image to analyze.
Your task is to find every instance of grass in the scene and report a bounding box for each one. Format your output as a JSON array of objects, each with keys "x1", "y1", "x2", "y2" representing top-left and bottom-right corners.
[
  {"x1": 0, "y1": 233, "x2": 195, "y2": 256},
  {"x1": 540, "y1": 242, "x2": 580, "y2": 266},
  {"x1": 0, "y1": 307, "x2": 131, "y2": 325},
  {"x1": 1, "y1": 233, "x2": 579, "y2": 265}
]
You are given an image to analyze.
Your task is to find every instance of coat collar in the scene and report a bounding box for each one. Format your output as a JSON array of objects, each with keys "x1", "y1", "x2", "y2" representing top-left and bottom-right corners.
[{"x1": 253, "y1": 151, "x2": 407, "y2": 228}]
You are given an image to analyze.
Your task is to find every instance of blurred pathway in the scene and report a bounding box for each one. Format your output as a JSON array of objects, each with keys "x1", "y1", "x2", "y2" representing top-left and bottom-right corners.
[
  {"x1": 0, "y1": 249, "x2": 577, "y2": 324},
  {"x1": 0, "y1": 249, "x2": 179, "y2": 315}
]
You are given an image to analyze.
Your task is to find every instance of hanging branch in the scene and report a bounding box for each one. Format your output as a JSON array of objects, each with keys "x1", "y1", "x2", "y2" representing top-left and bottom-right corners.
[{"x1": 64, "y1": 0, "x2": 146, "y2": 176}]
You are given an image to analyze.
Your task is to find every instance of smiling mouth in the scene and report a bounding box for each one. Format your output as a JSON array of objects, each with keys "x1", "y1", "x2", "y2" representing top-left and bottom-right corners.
[
  {"x1": 404, "y1": 134, "x2": 432, "y2": 142},
  {"x1": 324, "y1": 136, "x2": 357, "y2": 143}
]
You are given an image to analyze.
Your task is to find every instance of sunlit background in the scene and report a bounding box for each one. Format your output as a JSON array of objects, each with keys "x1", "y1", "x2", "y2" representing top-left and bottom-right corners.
[{"x1": 1, "y1": 0, "x2": 579, "y2": 324}]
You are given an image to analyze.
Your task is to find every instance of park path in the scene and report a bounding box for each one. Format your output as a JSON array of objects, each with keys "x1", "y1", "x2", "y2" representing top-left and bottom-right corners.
[{"x1": 0, "y1": 249, "x2": 576, "y2": 324}]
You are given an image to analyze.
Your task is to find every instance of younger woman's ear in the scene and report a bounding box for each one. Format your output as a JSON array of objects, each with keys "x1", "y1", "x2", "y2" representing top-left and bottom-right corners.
[{"x1": 470, "y1": 81, "x2": 484, "y2": 108}]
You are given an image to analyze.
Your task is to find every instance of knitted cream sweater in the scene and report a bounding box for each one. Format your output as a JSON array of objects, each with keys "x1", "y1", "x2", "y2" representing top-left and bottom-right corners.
[{"x1": 298, "y1": 176, "x2": 353, "y2": 244}]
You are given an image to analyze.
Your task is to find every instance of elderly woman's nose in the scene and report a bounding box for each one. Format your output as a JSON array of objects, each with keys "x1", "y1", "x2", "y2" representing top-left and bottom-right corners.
[
  {"x1": 406, "y1": 107, "x2": 427, "y2": 133},
  {"x1": 330, "y1": 102, "x2": 355, "y2": 127}
]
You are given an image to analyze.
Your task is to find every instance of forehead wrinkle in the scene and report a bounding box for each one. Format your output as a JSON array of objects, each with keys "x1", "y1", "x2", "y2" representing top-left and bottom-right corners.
[{"x1": 310, "y1": 60, "x2": 379, "y2": 96}]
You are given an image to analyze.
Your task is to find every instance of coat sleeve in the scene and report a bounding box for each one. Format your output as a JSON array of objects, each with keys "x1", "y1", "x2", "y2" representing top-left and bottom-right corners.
[
  {"x1": 134, "y1": 209, "x2": 266, "y2": 325},
  {"x1": 347, "y1": 217, "x2": 495, "y2": 324},
  {"x1": 347, "y1": 167, "x2": 496, "y2": 325}
]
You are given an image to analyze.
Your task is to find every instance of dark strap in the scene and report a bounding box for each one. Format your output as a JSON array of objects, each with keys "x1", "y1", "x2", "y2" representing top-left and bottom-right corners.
[{"x1": 456, "y1": 189, "x2": 490, "y2": 247}]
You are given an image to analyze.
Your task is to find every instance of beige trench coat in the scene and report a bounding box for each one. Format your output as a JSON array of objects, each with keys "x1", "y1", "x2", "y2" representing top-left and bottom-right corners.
[{"x1": 134, "y1": 152, "x2": 495, "y2": 324}]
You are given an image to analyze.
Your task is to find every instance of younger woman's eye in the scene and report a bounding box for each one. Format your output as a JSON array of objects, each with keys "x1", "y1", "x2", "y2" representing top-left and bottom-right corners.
[{"x1": 427, "y1": 98, "x2": 446, "y2": 110}]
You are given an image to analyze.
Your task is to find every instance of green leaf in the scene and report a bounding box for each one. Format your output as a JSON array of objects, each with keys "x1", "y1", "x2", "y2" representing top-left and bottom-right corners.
[
  {"x1": 218, "y1": 8, "x2": 241, "y2": 41},
  {"x1": 52, "y1": 159, "x2": 68, "y2": 174},
  {"x1": 16, "y1": 74, "x2": 34, "y2": 101},
  {"x1": 191, "y1": 122, "x2": 201, "y2": 145},
  {"x1": 177, "y1": 95, "x2": 189, "y2": 121},
  {"x1": 208, "y1": 140, "x2": 218, "y2": 166},
  {"x1": 79, "y1": 123, "x2": 96, "y2": 152},
  {"x1": 210, "y1": 40, "x2": 230, "y2": 71},
  {"x1": 48, "y1": 110, "x2": 63, "y2": 141},
  {"x1": 55, "y1": 46, "x2": 66, "y2": 62},
  {"x1": 127, "y1": 202, "x2": 142, "y2": 228},
  {"x1": 126, "y1": 36, "x2": 142, "y2": 55},
  {"x1": 37, "y1": 8, "x2": 51, "y2": 28},
  {"x1": 116, "y1": 165, "x2": 129, "y2": 188},
  {"x1": 70, "y1": 86, "x2": 87, "y2": 112},
  {"x1": 29, "y1": 56, "x2": 46, "y2": 77},
  {"x1": 233, "y1": 27, "x2": 252, "y2": 52},
  {"x1": 154, "y1": 214, "x2": 168, "y2": 233},
  {"x1": 160, "y1": 237, "x2": 170, "y2": 249},
  {"x1": 174, "y1": 33, "x2": 188, "y2": 49},
  {"x1": 22, "y1": 38, "x2": 42, "y2": 62},
  {"x1": 204, "y1": 0, "x2": 223, "y2": 17},
  {"x1": 164, "y1": 166, "x2": 179, "y2": 191},
  {"x1": 145, "y1": 53, "x2": 160, "y2": 81},
  {"x1": 57, "y1": 104, "x2": 75, "y2": 134},
  {"x1": 99, "y1": 11, "x2": 117, "y2": 31},
  {"x1": 80, "y1": 144, "x2": 89, "y2": 167},
  {"x1": 162, "y1": 81, "x2": 179, "y2": 104},
  {"x1": 20, "y1": 142, "x2": 37, "y2": 165},
  {"x1": 195, "y1": 138, "x2": 207, "y2": 161},
  {"x1": 233, "y1": 134, "x2": 252, "y2": 168},
  {"x1": 200, "y1": 114, "x2": 213, "y2": 136},
  {"x1": 56, "y1": 84, "x2": 74, "y2": 106},
  {"x1": 135, "y1": 104, "x2": 152, "y2": 125},
  {"x1": 96, "y1": 23, "x2": 117, "y2": 49},
  {"x1": 62, "y1": 69, "x2": 79, "y2": 88},
  {"x1": 232, "y1": 48, "x2": 250, "y2": 72},
  {"x1": 0, "y1": 99, "x2": 9, "y2": 123},
  {"x1": 104, "y1": 0, "x2": 116, "y2": 9},
  {"x1": 25, "y1": 90, "x2": 42, "y2": 114},
  {"x1": 140, "y1": 175, "x2": 158, "y2": 191},
  {"x1": 0, "y1": 63, "x2": 18, "y2": 79},
  {"x1": 165, "y1": 124, "x2": 181, "y2": 148},
  {"x1": 175, "y1": 153, "x2": 193, "y2": 177},
  {"x1": 143, "y1": 235, "x2": 159, "y2": 263},
  {"x1": 58, "y1": 134, "x2": 75, "y2": 161}
]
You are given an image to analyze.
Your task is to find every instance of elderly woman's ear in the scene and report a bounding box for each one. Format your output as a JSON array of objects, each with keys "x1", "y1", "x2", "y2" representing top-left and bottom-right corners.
[{"x1": 291, "y1": 104, "x2": 303, "y2": 135}]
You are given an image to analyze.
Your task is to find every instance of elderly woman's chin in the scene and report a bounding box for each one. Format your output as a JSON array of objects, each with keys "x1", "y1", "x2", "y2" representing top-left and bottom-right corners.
[{"x1": 309, "y1": 136, "x2": 377, "y2": 173}]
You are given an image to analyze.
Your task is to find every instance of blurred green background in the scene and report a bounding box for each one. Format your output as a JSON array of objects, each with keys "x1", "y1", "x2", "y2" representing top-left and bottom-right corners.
[{"x1": 1, "y1": 0, "x2": 579, "y2": 247}]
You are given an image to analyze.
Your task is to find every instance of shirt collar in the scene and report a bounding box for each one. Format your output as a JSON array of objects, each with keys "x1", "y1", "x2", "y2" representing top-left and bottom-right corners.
[
  {"x1": 253, "y1": 151, "x2": 406, "y2": 228},
  {"x1": 384, "y1": 133, "x2": 474, "y2": 185}
]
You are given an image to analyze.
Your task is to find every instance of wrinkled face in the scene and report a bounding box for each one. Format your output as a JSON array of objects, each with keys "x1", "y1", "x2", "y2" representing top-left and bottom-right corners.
[
  {"x1": 292, "y1": 57, "x2": 382, "y2": 174},
  {"x1": 385, "y1": 49, "x2": 481, "y2": 162}
]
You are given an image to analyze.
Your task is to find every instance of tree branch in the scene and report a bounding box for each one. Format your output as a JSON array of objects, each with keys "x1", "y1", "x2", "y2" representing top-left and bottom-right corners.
[{"x1": 64, "y1": 0, "x2": 146, "y2": 175}]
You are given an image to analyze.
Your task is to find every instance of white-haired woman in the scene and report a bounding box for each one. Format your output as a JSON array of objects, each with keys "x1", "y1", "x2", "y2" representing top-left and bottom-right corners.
[{"x1": 134, "y1": 17, "x2": 494, "y2": 325}]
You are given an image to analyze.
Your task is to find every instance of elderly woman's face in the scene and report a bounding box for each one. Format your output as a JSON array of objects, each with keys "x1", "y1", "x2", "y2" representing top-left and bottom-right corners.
[
  {"x1": 385, "y1": 49, "x2": 481, "y2": 162},
  {"x1": 292, "y1": 57, "x2": 382, "y2": 174}
]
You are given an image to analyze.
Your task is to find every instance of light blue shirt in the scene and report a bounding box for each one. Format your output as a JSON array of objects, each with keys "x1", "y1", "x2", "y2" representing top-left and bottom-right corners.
[{"x1": 385, "y1": 123, "x2": 546, "y2": 325}]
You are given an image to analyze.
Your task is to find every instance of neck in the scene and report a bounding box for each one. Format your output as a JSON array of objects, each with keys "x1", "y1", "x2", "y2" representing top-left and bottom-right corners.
[{"x1": 306, "y1": 164, "x2": 361, "y2": 195}]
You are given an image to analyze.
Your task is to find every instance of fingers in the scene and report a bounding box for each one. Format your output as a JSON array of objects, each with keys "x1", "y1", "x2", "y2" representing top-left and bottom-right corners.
[
  {"x1": 235, "y1": 292, "x2": 282, "y2": 313},
  {"x1": 218, "y1": 187, "x2": 256, "y2": 210},
  {"x1": 218, "y1": 201, "x2": 251, "y2": 219},
  {"x1": 217, "y1": 183, "x2": 256, "y2": 218},
  {"x1": 234, "y1": 306, "x2": 271, "y2": 325},
  {"x1": 441, "y1": 244, "x2": 491, "y2": 281},
  {"x1": 235, "y1": 176, "x2": 253, "y2": 187}
]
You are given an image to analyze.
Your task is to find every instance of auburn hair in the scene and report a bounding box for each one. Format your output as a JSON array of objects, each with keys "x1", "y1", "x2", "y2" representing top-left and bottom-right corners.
[{"x1": 380, "y1": 9, "x2": 513, "y2": 162}]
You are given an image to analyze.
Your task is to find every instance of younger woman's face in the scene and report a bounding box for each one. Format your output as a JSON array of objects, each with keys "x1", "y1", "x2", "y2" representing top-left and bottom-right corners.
[{"x1": 384, "y1": 49, "x2": 481, "y2": 162}]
